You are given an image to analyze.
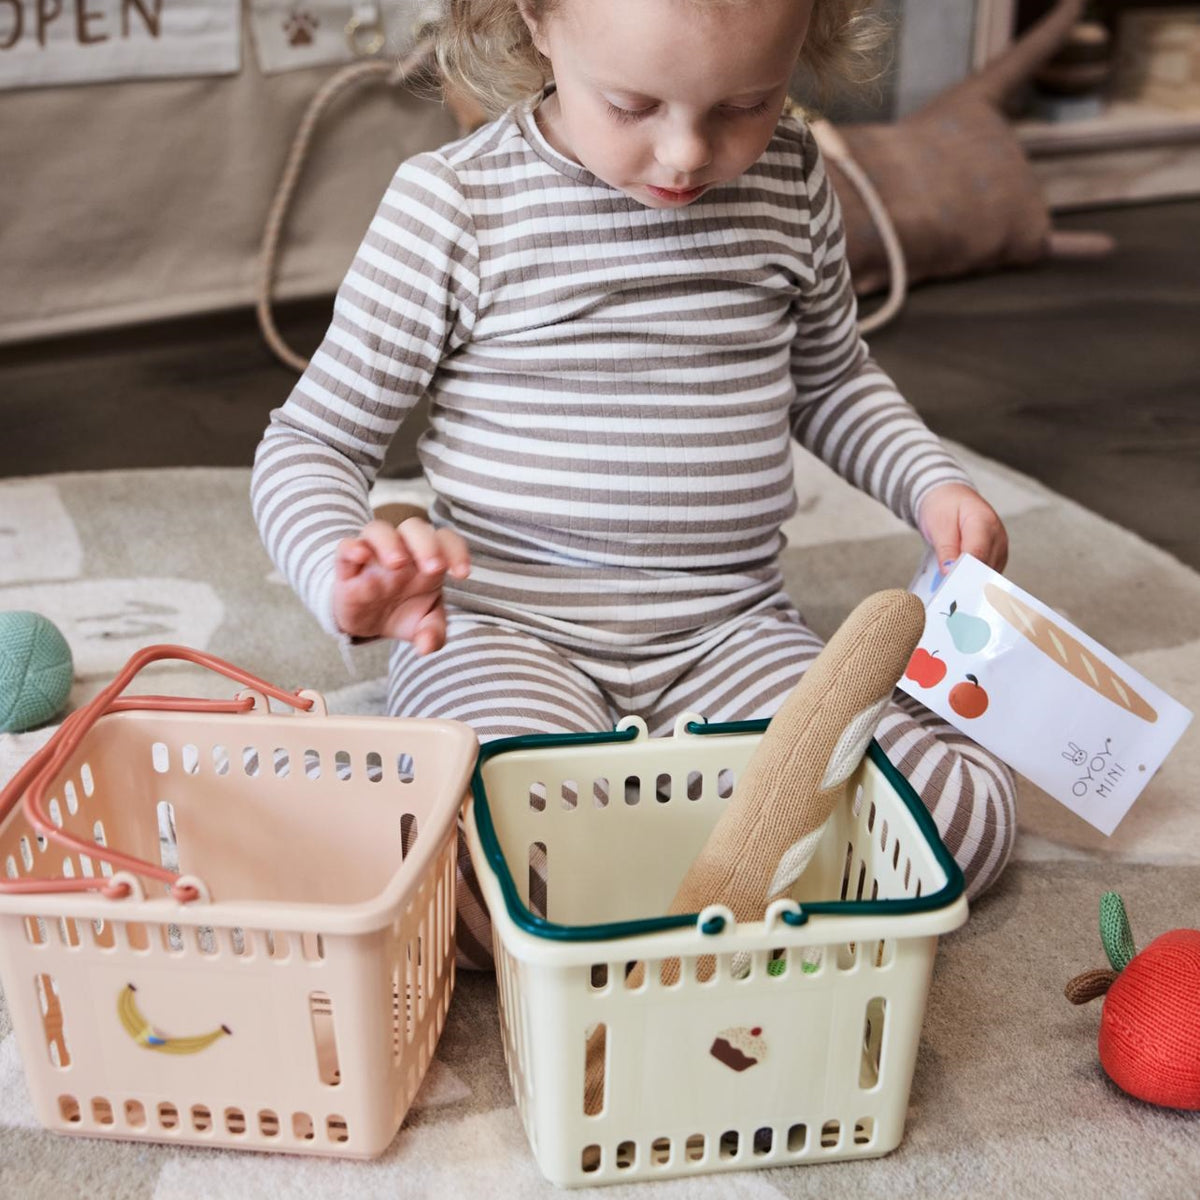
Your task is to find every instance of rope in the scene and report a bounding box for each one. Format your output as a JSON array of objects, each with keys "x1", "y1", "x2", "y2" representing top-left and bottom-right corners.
[
  {"x1": 256, "y1": 39, "x2": 437, "y2": 373},
  {"x1": 835, "y1": 151, "x2": 909, "y2": 334},
  {"x1": 805, "y1": 114, "x2": 909, "y2": 335}
]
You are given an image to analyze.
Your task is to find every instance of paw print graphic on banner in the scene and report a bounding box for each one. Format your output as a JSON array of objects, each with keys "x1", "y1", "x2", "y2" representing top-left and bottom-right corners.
[
  {"x1": 249, "y1": 0, "x2": 442, "y2": 74},
  {"x1": 283, "y1": 8, "x2": 319, "y2": 45}
]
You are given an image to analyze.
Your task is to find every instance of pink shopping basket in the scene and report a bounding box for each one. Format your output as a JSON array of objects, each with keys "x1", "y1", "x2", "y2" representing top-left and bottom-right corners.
[{"x1": 0, "y1": 645, "x2": 477, "y2": 1158}]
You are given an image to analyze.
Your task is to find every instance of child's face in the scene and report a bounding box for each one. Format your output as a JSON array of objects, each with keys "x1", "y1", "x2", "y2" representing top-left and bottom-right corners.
[{"x1": 523, "y1": 0, "x2": 814, "y2": 208}]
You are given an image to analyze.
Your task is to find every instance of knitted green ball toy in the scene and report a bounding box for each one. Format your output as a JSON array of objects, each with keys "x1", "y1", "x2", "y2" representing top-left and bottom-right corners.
[{"x1": 0, "y1": 611, "x2": 74, "y2": 733}]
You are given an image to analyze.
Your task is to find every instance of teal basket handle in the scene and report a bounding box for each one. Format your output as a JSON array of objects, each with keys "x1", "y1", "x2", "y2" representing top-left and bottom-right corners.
[
  {"x1": 471, "y1": 722, "x2": 965, "y2": 944},
  {"x1": 698, "y1": 905, "x2": 736, "y2": 936}
]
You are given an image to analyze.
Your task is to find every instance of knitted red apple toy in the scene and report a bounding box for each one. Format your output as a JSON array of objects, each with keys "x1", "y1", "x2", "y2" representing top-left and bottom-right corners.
[{"x1": 1065, "y1": 891, "x2": 1200, "y2": 1110}]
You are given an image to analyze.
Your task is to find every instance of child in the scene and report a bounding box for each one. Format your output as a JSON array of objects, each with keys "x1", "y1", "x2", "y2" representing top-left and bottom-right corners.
[{"x1": 253, "y1": 0, "x2": 1016, "y2": 969}]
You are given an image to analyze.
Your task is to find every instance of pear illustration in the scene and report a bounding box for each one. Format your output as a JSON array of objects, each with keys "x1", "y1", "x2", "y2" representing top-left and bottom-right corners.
[{"x1": 945, "y1": 601, "x2": 992, "y2": 654}]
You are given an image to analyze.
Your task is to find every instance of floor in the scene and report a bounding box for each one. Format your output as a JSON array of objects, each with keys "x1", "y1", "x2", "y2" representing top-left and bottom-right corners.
[
  {"x1": 1, "y1": 200, "x2": 1197, "y2": 569},
  {"x1": 865, "y1": 200, "x2": 1200, "y2": 571}
]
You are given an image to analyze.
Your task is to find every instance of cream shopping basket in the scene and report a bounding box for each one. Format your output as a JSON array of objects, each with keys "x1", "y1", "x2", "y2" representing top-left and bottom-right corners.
[
  {"x1": 0, "y1": 645, "x2": 476, "y2": 1158},
  {"x1": 464, "y1": 713, "x2": 969, "y2": 1187}
]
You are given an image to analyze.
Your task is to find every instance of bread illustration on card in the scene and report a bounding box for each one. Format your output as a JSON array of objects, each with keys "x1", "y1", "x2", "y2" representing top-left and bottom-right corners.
[{"x1": 983, "y1": 583, "x2": 1157, "y2": 723}]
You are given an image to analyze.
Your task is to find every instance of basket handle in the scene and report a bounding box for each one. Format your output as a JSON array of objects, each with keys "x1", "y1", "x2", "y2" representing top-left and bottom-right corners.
[
  {"x1": 697, "y1": 904, "x2": 737, "y2": 936},
  {"x1": 0, "y1": 644, "x2": 316, "y2": 902}
]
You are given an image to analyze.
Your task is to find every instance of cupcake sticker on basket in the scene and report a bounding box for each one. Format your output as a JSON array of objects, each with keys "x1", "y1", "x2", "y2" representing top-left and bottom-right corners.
[{"x1": 710, "y1": 1025, "x2": 766, "y2": 1072}]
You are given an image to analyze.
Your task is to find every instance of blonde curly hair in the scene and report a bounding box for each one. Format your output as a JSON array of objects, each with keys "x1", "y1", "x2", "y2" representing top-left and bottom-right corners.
[{"x1": 436, "y1": 0, "x2": 889, "y2": 119}]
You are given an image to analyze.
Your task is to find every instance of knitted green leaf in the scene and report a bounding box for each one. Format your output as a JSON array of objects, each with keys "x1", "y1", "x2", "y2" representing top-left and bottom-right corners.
[
  {"x1": 766, "y1": 956, "x2": 821, "y2": 977},
  {"x1": 1099, "y1": 891, "x2": 1136, "y2": 972}
]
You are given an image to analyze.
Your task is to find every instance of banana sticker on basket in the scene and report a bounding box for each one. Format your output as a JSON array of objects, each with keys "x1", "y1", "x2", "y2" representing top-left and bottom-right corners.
[{"x1": 117, "y1": 984, "x2": 231, "y2": 1054}]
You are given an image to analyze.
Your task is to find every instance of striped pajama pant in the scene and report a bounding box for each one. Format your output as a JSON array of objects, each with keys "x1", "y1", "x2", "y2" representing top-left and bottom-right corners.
[{"x1": 389, "y1": 598, "x2": 1016, "y2": 971}]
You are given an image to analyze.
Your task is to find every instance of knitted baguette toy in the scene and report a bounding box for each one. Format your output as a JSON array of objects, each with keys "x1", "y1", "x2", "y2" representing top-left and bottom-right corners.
[
  {"x1": 666, "y1": 588, "x2": 927, "y2": 934},
  {"x1": 585, "y1": 590, "x2": 925, "y2": 1113}
]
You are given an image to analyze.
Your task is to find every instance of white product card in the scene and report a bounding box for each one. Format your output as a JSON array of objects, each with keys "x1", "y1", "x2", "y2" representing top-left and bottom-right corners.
[{"x1": 901, "y1": 552, "x2": 1193, "y2": 835}]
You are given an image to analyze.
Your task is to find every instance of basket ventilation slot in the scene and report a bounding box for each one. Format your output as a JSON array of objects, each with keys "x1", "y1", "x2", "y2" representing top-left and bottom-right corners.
[
  {"x1": 861, "y1": 996, "x2": 886, "y2": 1088},
  {"x1": 309, "y1": 991, "x2": 342, "y2": 1086},
  {"x1": 583, "y1": 1023, "x2": 606, "y2": 1116},
  {"x1": 529, "y1": 842, "x2": 547, "y2": 918},
  {"x1": 400, "y1": 812, "x2": 419, "y2": 859},
  {"x1": 35, "y1": 973, "x2": 71, "y2": 1068}
]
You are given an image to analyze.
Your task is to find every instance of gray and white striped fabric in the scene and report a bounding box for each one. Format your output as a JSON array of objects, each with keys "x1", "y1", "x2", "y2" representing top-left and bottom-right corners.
[
  {"x1": 390, "y1": 607, "x2": 1015, "y2": 970},
  {"x1": 251, "y1": 93, "x2": 1015, "y2": 967}
]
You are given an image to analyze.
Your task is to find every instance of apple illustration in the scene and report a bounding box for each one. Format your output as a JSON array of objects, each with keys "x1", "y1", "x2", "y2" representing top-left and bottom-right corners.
[
  {"x1": 905, "y1": 648, "x2": 948, "y2": 688},
  {"x1": 948, "y1": 674, "x2": 989, "y2": 719},
  {"x1": 944, "y1": 601, "x2": 992, "y2": 654},
  {"x1": 1066, "y1": 891, "x2": 1200, "y2": 1110}
]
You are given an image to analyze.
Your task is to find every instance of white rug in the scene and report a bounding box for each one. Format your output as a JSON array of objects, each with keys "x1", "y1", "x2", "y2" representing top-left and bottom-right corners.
[{"x1": 2, "y1": 446, "x2": 1198, "y2": 1197}]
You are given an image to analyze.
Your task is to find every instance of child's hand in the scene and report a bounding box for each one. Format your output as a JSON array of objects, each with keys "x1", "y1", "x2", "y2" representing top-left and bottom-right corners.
[
  {"x1": 333, "y1": 517, "x2": 470, "y2": 654},
  {"x1": 917, "y1": 483, "x2": 1009, "y2": 574}
]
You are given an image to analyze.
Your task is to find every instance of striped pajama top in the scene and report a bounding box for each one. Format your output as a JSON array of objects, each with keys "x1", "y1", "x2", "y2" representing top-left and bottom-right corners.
[{"x1": 252, "y1": 94, "x2": 970, "y2": 657}]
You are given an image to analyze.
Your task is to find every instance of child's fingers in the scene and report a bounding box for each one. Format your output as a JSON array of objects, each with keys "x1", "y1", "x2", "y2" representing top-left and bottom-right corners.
[
  {"x1": 358, "y1": 567, "x2": 396, "y2": 608},
  {"x1": 978, "y1": 524, "x2": 1009, "y2": 573},
  {"x1": 436, "y1": 528, "x2": 472, "y2": 579},
  {"x1": 334, "y1": 537, "x2": 373, "y2": 580},
  {"x1": 960, "y1": 511, "x2": 1008, "y2": 572},
  {"x1": 358, "y1": 519, "x2": 412, "y2": 570},
  {"x1": 927, "y1": 522, "x2": 963, "y2": 574},
  {"x1": 389, "y1": 596, "x2": 447, "y2": 656},
  {"x1": 917, "y1": 492, "x2": 961, "y2": 571},
  {"x1": 397, "y1": 517, "x2": 446, "y2": 574}
]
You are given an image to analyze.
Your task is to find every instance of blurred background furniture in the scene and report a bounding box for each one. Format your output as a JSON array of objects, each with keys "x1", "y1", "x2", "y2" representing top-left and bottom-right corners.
[{"x1": 983, "y1": 0, "x2": 1200, "y2": 206}]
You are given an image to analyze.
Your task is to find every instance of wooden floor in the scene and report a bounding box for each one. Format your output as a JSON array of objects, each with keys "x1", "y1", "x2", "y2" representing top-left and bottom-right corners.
[
  {"x1": 2, "y1": 200, "x2": 1197, "y2": 569},
  {"x1": 867, "y1": 200, "x2": 1200, "y2": 572}
]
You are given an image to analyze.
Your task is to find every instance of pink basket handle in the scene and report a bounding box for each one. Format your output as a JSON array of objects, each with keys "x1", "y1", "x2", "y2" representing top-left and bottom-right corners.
[{"x1": 0, "y1": 644, "x2": 315, "y2": 902}]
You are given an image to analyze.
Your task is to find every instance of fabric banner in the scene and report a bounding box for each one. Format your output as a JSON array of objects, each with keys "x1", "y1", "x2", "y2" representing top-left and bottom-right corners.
[
  {"x1": 0, "y1": 0, "x2": 240, "y2": 89},
  {"x1": 247, "y1": 0, "x2": 439, "y2": 75}
]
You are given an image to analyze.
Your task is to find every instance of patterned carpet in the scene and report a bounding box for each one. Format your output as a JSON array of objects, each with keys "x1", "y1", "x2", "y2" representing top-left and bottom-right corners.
[{"x1": 1, "y1": 447, "x2": 1198, "y2": 1198}]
